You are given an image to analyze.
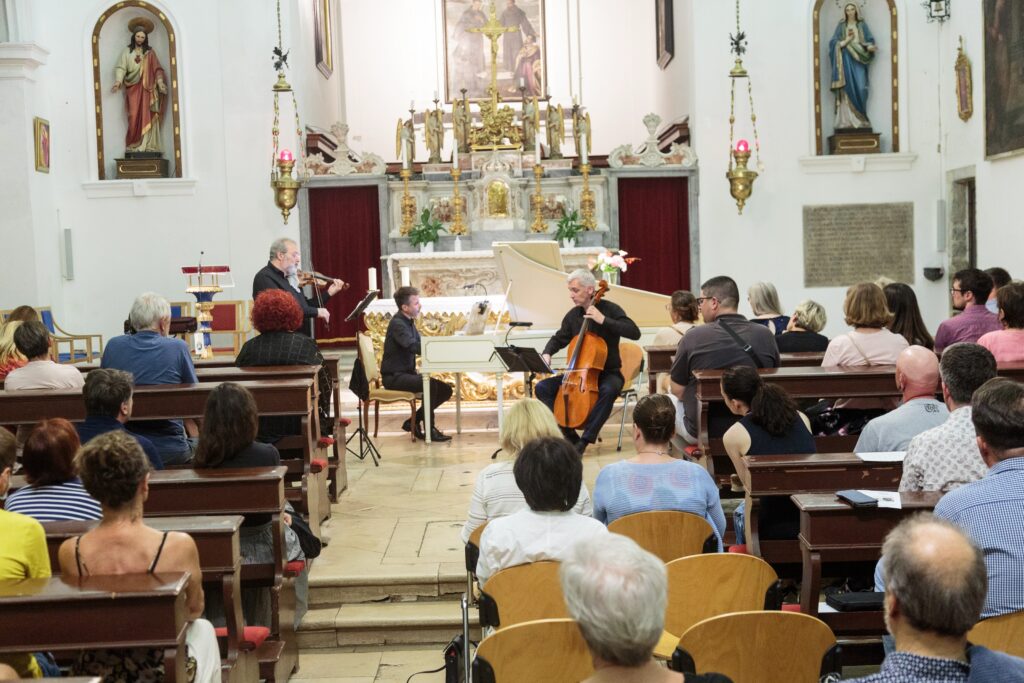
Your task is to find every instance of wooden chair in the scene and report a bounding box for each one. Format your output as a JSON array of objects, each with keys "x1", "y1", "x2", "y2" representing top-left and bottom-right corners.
[
  {"x1": 968, "y1": 610, "x2": 1024, "y2": 657},
  {"x1": 473, "y1": 618, "x2": 593, "y2": 683},
  {"x1": 673, "y1": 611, "x2": 839, "y2": 683},
  {"x1": 616, "y1": 341, "x2": 645, "y2": 451},
  {"x1": 209, "y1": 299, "x2": 249, "y2": 356},
  {"x1": 478, "y1": 561, "x2": 568, "y2": 629},
  {"x1": 654, "y1": 554, "x2": 780, "y2": 658},
  {"x1": 608, "y1": 510, "x2": 717, "y2": 563},
  {"x1": 356, "y1": 332, "x2": 420, "y2": 441},
  {"x1": 465, "y1": 521, "x2": 489, "y2": 605},
  {"x1": 37, "y1": 306, "x2": 102, "y2": 364}
]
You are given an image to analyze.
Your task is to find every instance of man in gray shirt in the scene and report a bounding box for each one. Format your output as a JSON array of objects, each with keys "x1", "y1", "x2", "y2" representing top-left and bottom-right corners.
[{"x1": 854, "y1": 345, "x2": 948, "y2": 453}]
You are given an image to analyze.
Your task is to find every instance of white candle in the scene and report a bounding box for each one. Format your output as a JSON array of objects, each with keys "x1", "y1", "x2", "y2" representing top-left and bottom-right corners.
[
  {"x1": 410, "y1": 99, "x2": 415, "y2": 111},
  {"x1": 401, "y1": 267, "x2": 411, "y2": 287},
  {"x1": 581, "y1": 135, "x2": 588, "y2": 164},
  {"x1": 453, "y1": 148, "x2": 459, "y2": 170},
  {"x1": 433, "y1": 90, "x2": 438, "y2": 101},
  {"x1": 572, "y1": 95, "x2": 578, "y2": 106},
  {"x1": 368, "y1": 267, "x2": 377, "y2": 291},
  {"x1": 402, "y1": 144, "x2": 409, "y2": 170},
  {"x1": 535, "y1": 136, "x2": 542, "y2": 162}
]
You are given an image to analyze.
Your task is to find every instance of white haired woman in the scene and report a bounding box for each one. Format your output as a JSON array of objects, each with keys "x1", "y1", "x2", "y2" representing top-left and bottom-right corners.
[{"x1": 747, "y1": 282, "x2": 789, "y2": 335}]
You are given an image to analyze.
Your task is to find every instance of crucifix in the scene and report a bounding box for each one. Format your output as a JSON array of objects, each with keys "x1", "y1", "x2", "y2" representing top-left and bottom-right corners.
[{"x1": 468, "y1": 1, "x2": 515, "y2": 107}]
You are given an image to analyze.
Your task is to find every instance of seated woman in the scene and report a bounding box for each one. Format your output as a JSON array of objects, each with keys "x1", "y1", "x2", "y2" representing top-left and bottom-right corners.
[
  {"x1": 747, "y1": 282, "x2": 789, "y2": 335},
  {"x1": 476, "y1": 437, "x2": 607, "y2": 584},
  {"x1": 57, "y1": 431, "x2": 221, "y2": 683},
  {"x1": 461, "y1": 398, "x2": 592, "y2": 544},
  {"x1": 776, "y1": 300, "x2": 829, "y2": 353},
  {"x1": 651, "y1": 290, "x2": 699, "y2": 394},
  {"x1": 884, "y1": 282, "x2": 935, "y2": 350},
  {"x1": 194, "y1": 382, "x2": 307, "y2": 628},
  {"x1": 592, "y1": 394, "x2": 725, "y2": 548},
  {"x1": 0, "y1": 320, "x2": 26, "y2": 380},
  {"x1": 979, "y1": 282, "x2": 1024, "y2": 362},
  {"x1": 5, "y1": 418, "x2": 101, "y2": 522},
  {"x1": 721, "y1": 366, "x2": 815, "y2": 544},
  {"x1": 236, "y1": 289, "x2": 333, "y2": 442}
]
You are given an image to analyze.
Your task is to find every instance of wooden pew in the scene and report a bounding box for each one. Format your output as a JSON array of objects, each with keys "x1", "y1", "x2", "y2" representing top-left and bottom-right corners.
[
  {"x1": 0, "y1": 573, "x2": 191, "y2": 683},
  {"x1": 644, "y1": 346, "x2": 827, "y2": 395},
  {"x1": 42, "y1": 515, "x2": 255, "y2": 683}
]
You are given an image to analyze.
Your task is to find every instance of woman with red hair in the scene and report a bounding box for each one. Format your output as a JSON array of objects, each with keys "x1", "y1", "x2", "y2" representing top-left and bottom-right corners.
[{"x1": 236, "y1": 290, "x2": 333, "y2": 442}]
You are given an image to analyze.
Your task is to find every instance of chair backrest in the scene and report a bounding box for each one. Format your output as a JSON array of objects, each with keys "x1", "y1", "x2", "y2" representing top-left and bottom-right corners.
[
  {"x1": 357, "y1": 332, "x2": 381, "y2": 384},
  {"x1": 479, "y1": 561, "x2": 567, "y2": 629},
  {"x1": 209, "y1": 300, "x2": 243, "y2": 332},
  {"x1": 473, "y1": 618, "x2": 593, "y2": 683},
  {"x1": 465, "y1": 521, "x2": 490, "y2": 574},
  {"x1": 619, "y1": 341, "x2": 644, "y2": 387},
  {"x1": 38, "y1": 307, "x2": 55, "y2": 334},
  {"x1": 676, "y1": 611, "x2": 837, "y2": 683},
  {"x1": 608, "y1": 511, "x2": 716, "y2": 563},
  {"x1": 169, "y1": 301, "x2": 193, "y2": 319},
  {"x1": 968, "y1": 610, "x2": 1024, "y2": 658},
  {"x1": 664, "y1": 554, "x2": 779, "y2": 637}
]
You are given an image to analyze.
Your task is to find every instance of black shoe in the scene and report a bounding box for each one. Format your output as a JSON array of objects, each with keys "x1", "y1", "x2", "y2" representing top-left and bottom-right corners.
[
  {"x1": 430, "y1": 426, "x2": 453, "y2": 442},
  {"x1": 413, "y1": 421, "x2": 426, "y2": 440},
  {"x1": 575, "y1": 439, "x2": 590, "y2": 455},
  {"x1": 402, "y1": 419, "x2": 412, "y2": 433}
]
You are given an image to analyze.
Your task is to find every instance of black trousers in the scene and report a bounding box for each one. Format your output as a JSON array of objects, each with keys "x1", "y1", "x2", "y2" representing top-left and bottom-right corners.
[
  {"x1": 535, "y1": 369, "x2": 624, "y2": 444},
  {"x1": 382, "y1": 373, "x2": 453, "y2": 424}
]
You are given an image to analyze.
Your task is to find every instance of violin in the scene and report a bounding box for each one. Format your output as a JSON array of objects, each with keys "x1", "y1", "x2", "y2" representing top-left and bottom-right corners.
[
  {"x1": 298, "y1": 270, "x2": 349, "y2": 290},
  {"x1": 553, "y1": 280, "x2": 609, "y2": 430}
]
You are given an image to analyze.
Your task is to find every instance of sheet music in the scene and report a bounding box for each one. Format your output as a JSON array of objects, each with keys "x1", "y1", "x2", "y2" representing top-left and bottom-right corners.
[{"x1": 855, "y1": 451, "x2": 906, "y2": 463}]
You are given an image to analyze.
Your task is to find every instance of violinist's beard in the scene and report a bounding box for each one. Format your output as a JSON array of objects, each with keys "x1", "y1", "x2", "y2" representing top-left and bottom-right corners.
[{"x1": 286, "y1": 263, "x2": 298, "y2": 277}]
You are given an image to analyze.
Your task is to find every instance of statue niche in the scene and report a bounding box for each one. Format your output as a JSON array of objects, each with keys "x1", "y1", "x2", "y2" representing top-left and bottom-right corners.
[{"x1": 473, "y1": 153, "x2": 521, "y2": 228}]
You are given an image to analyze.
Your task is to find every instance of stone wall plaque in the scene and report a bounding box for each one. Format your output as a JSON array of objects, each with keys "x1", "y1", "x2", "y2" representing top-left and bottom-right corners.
[{"x1": 803, "y1": 202, "x2": 914, "y2": 287}]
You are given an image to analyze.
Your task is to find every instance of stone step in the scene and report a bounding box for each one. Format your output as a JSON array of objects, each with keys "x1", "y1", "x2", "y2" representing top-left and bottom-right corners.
[
  {"x1": 309, "y1": 566, "x2": 466, "y2": 607},
  {"x1": 299, "y1": 598, "x2": 481, "y2": 648}
]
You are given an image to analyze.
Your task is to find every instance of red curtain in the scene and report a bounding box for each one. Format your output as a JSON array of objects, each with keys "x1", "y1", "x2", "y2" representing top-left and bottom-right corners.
[
  {"x1": 617, "y1": 177, "x2": 690, "y2": 295},
  {"x1": 308, "y1": 185, "x2": 381, "y2": 346}
]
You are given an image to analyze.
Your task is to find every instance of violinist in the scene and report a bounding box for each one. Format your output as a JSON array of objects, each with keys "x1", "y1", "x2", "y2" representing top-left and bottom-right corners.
[
  {"x1": 253, "y1": 237, "x2": 346, "y2": 336},
  {"x1": 536, "y1": 269, "x2": 640, "y2": 454}
]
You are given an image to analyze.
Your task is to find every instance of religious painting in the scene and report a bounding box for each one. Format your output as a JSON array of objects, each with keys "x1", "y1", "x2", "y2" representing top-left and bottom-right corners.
[
  {"x1": 656, "y1": 0, "x2": 674, "y2": 70},
  {"x1": 33, "y1": 117, "x2": 50, "y2": 173},
  {"x1": 955, "y1": 38, "x2": 973, "y2": 123},
  {"x1": 442, "y1": 0, "x2": 547, "y2": 102},
  {"x1": 983, "y1": 0, "x2": 1024, "y2": 158},
  {"x1": 314, "y1": 0, "x2": 333, "y2": 78}
]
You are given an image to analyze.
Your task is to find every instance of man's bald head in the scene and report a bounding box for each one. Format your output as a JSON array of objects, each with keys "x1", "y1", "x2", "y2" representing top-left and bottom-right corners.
[
  {"x1": 895, "y1": 345, "x2": 941, "y2": 398},
  {"x1": 882, "y1": 514, "x2": 986, "y2": 638}
]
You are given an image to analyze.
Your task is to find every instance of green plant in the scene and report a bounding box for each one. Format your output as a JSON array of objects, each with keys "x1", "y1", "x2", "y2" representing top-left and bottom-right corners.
[
  {"x1": 554, "y1": 209, "x2": 582, "y2": 243},
  {"x1": 409, "y1": 208, "x2": 447, "y2": 247}
]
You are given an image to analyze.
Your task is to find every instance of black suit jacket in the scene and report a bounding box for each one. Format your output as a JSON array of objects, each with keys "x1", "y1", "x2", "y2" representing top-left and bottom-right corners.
[
  {"x1": 252, "y1": 261, "x2": 331, "y2": 336},
  {"x1": 380, "y1": 313, "x2": 420, "y2": 377}
]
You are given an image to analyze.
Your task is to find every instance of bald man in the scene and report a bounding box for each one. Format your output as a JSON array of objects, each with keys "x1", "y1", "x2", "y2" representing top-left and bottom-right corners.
[
  {"x1": 850, "y1": 514, "x2": 1024, "y2": 682},
  {"x1": 854, "y1": 345, "x2": 949, "y2": 453}
]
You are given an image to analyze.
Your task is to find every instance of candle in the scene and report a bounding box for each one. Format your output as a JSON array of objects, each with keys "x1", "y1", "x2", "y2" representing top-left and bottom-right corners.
[
  {"x1": 400, "y1": 267, "x2": 411, "y2": 287},
  {"x1": 433, "y1": 90, "x2": 438, "y2": 101},
  {"x1": 368, "y1": 267, "x2": 377, "y2": 291},
  {"x1": 572, "y1": 95, "x2": 578, "y2": 106},
  {"x1": 453, "y1": 148, "x2": 459, "y2": 170},
  {"x1": 580, "y1": 135, "x2": 588, "y2": 165},
  {"x1": 278, "y1": 149, "x2": 293, "y2": 162},
  {"x1": 402, "y1": 144, "x2": 409, "y2": 170},
  {"x1": 410, "y1": 100, "x2": 415, "y2": 111},
  {"x1": 535, "y1": 136, "x2": 541, "y2": 162},
  {"x1": 518, "y1": 77, "x2": 526, "y2": 89},
  {"x1": 735, "y1": 139, "x2": 750, "y2": 153}
]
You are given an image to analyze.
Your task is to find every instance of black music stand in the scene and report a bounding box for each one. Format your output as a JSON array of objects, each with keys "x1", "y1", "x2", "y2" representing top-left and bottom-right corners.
[
  {"x1": 344, "y1": 291, "x2": 382, "y2": 466},
  {"x1": 493, "y1": 346, "x2": 553, "y2": 398},
  {"x1": 345, "y1": 290, "x2": 379, "y2": 322}
]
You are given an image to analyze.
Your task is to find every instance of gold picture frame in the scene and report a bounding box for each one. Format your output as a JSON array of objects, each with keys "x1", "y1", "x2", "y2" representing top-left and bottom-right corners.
[
  {"x1": 34, "y1": 117, "x2": 50, "y2": 173},
  {"x1": 314, "y1": 0, "x2": 333, "y2": 79},
  {"x1": 955, "y1": 37, "x2": 972, "y2": 122}
]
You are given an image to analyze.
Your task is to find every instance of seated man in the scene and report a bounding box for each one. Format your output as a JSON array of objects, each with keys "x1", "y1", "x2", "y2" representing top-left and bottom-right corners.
[
  {"x1": 101, "y1": 292, "x2": 197, "y2": 465},
  {"x1": 4, "y1": 320, "x2": 84, "y2": 391},
  {"x1": 900, "y1": 343, "x2": 997, "y2": 492},
  {"x1": 935, "y1": 268, "x2": 1001, "y2": 353},
  {"x1": 854, "y1": 514, "x2": 1024, "y2": 682},
  {"x1": 76, "y1": 368, "x2": 163, "y2": 470},
  {"x1": 854, "y1": 345, "x2": 948, "y2": 453},
  {"x1": 669, "y1": 276, "x2": 780, "y2": 446}
]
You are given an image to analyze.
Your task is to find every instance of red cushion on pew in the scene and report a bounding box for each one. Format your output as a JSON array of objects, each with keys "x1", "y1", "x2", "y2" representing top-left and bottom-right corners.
[
  {"x1": 339, "y1": 417, "x2": 352, "y2": 427},
  {"x1": 683, "y1": 445, "x2": 701, "y2": 459},
  {"x1": 214, "y1": 625, "x2": 271, "y2": 650},
  {"x1": 728, "y1": 544, "x2": 749, "y2": 554},
  {"x1": 318, "y1": 436, "x2": 335, "y2": 447},
  {"x1": 311, "y1": 458, "x2": 327, "y2": 473},
  {"x1": 781, "y1": 604, "x2": 802, "y2": 613},
  {"x1": 285, "y1": 560, "x2": 306, "y2": 577}
]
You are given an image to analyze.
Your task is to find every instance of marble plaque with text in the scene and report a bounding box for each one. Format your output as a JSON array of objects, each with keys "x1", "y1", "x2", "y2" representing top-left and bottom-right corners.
[{"x1": 803, "y1": 203, "x2": 914, "y2": 287}]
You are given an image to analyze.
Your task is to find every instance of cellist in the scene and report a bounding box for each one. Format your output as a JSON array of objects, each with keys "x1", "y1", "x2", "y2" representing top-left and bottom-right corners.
[{"x1": 537, "y1": 269, "x2": 641, "y2": 454}]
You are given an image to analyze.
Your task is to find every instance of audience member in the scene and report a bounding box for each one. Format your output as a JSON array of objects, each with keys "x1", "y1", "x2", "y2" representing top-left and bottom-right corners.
[
  {"x1": 900, "y1": 343, "x2": 996, "y2": 492},
  {"x1": 855, "y1": 515, "x2": 1024, "y2": 682},
  {"x1": 58, "y1": 431, "x2": 221, "y2": 683},
  {"x1": 560, "y1": 534, "x2": 732, "y2": 683},
  {"x1": 461, "y1": 398, "x2": 592, "y2": 543},
  {"x1": 0, "y1": 320, "x2": 26, "y2": 380},
  {"x1": 776, "y1": 299, "x2": 829, "y2": 353},
  {"x1": 669, "y1": 276, "x2": 780, "y2": 446},
  {"x1": 884, "y1": 282, "x2": 935, "y2": 350},
  {"x1": 721, "y1": 366, "x2": 815, "y2": 545},
  {"x1": 101, "y1": 292, "x2": 197, "y2": 465},
  {"x1": 935, "y1": 268, "x2": 1001, "y2": 353},
  {"x1": 0, "y1": 664, "x2": 19, "y2": 680},
  {"x1": 236, "y1": 289, "x2": 333, "y2": 442},
  {"x1": 0, "y1": 427, "x2": 52, "y2": 679},
  {"x1": 476, "y1": 437, "x2": 607, "y2": 583},
  {"x1": 747, "y1": 281, "x2": 789, "y2": 335},
  {"x1": 592, "y1": 394, "x2": 725, "y2": 546},
  {"x1": 984, "y1": 266, "x2": 1012, "y2": 315},
  {"x1": 978, "y1": 281, "x2": 1024, "y2": 362},
  {"x1": 77, "y1": 368, "x2": 163, "y2": 470},
  {"x1": 854, "y1": 346, "x2": 948, "y2": 453},
  {"x1": 652, "y1": 290, "x2": 699, "y2": 394},
  {"x1": 5, "y1": 419, "x2": 101, "y2": 522},
  {"x1": 5, "y1": 305, "x2": 40, "y2": 323},
  {"x1": 4, "y1": 320, "x2": 84, "y2": 390}
]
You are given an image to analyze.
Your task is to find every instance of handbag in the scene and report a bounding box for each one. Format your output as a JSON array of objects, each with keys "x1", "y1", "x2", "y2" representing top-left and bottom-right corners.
[{"x1": 287, "y1": 507, "x2": 322, "y2": 559}]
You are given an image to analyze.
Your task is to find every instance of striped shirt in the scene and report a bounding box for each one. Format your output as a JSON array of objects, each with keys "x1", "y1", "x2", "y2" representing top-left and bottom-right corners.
[{"x1": 5, "y1": 479, "x2": 102, "y2": 522}]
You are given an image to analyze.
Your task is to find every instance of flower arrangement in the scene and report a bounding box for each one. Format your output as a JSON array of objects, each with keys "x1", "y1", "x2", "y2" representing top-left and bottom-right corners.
[
  {"x1": 554, "y1": 209, "x2": 583, "y2": 246},
  {"x1": 591, "y1": 249, "x2": 640, "y2": 276},
  {"x1": 409, "y1": 208, "x2": 446, "y2": 249}
]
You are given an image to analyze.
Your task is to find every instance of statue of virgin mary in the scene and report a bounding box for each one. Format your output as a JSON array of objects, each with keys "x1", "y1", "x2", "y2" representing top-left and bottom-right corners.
[{"x1": 829, "y1": 3, "x2": 877, "y2": 130}]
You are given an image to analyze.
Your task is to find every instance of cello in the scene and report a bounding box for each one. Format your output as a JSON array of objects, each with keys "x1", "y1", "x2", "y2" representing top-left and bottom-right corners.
[{"x1": 554, "y1": 279, "x2": 610, "y2": 429}]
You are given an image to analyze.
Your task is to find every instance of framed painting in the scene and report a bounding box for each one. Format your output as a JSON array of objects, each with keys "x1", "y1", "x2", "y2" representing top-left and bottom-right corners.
[
  {"x1": 34, "y1": 117, "x2": 49, "y2": 173},
  {"x1": 442, "y1": 0, "x2": 546, "y2": 102},
  {"x1": 656, "y1": 0, "x2": 674, "y2": 70},
  {"x1": 983, "y1": 0, "x2": 1024, "y2": 158},
  {"x1": 955, "y1": 38, "x2": 972, "y2": 122},
  {"x1": 314, "y1": 0, "x2": 333, "y2": 79}
]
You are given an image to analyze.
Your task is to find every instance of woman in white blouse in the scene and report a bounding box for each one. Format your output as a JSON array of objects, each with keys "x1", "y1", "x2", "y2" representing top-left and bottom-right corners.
[
  {"x1": 460, "y1": 398, "x2": 592, "y2": 543},
  {"x1": 651, "y1": 290, "x2": 699, "y2": 394}
]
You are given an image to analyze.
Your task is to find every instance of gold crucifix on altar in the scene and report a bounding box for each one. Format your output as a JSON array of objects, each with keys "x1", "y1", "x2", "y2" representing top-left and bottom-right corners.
[{"x1": 467, "y1": 2, "x2": 522, "y2": 150}]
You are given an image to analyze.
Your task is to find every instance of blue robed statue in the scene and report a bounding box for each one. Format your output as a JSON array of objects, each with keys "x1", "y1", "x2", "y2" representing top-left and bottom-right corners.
[{"x1": 829, "y1": 3, "x2": 877, "y2": 130}]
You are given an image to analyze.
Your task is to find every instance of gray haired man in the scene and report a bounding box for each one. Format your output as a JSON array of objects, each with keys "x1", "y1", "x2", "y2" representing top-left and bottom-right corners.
[{"x1": 252, "y1": 237, "x2": 345, "y2": 336}]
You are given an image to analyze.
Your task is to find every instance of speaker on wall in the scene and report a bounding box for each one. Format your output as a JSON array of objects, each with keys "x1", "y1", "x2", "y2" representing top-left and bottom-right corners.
[{"x1": 60, "y1": 227, "x2": 74, "y2": 280}]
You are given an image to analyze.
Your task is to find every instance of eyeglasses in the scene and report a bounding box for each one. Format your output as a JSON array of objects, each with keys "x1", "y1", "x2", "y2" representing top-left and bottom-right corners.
[
  {"x1": 950, "y1": 287, "x2": 963, "y2": 294},
  {"x1": 696, "y1": 296, "x2": 717, "y2": 305}
]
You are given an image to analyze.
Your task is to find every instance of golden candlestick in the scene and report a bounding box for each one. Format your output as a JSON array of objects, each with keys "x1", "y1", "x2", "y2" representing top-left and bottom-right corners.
[
  {"x1": 449, "y1": 167, "x2": 468, "y2": 235},
  {"x1": 530, "y1": 164, "x2": 547, "y2": 233},
  {"x1": 579, "y1": 163, "x2": 597, "y2": 231},
  {"x1": 399, "y1": 168, "x2": 416, "y2": 235}
]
